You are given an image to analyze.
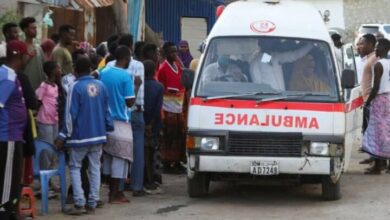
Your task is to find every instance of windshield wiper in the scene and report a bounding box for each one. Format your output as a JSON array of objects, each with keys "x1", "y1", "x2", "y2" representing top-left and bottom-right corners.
[
  {"x1": 203, "y1": 91, "x2": 281, "y2": 101},
  {"x1": 292, "y1": 92, "x2": 333, "y2": 98},
  {"x1": 255, "y1": 92, "x2": 333, "y2": 104}
]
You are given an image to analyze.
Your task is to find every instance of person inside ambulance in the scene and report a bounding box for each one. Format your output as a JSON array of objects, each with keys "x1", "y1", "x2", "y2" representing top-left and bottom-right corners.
[
  {"x1": 249, "y1": 39, "x2": 312, "y2": 91},
  {"x1": 201, "y1": 55, "x2": 248, "y2": 82},
  {"x1": 288, "y1": 52, "x2": 330, "y2": 93}
]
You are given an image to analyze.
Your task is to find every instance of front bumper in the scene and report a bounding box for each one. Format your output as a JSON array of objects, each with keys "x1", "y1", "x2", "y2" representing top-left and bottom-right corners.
[{"x1": 188, "y1": 155, "x2": 331, "y2": 175}]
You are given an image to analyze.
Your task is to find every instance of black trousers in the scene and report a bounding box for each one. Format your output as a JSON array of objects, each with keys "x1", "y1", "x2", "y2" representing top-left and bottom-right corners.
[{"x1": 0, "y1": 141, "x2": 23, "y2": 220}]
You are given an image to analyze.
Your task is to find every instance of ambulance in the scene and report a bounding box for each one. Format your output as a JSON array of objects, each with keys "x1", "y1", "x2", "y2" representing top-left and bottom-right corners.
[{"x1": 186, "y1": 0, "x2": 362, "y2": 200}]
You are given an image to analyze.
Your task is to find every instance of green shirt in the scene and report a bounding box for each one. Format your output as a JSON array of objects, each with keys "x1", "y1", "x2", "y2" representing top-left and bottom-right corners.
[
  {"x1": 51, "y1": 44, "x2": 73, "y2": 74},
  {"x1": 24, "y1": 43, "x2": 46, "y2": 91}
]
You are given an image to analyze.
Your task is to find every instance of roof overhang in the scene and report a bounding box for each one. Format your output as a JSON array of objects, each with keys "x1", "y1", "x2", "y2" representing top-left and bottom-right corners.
[{"x1": 27, "y1": 0, "x2": 114, "y2": 9}]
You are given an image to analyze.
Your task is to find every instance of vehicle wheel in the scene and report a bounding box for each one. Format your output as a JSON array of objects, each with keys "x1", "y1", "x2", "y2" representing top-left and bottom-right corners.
[
  {"x1": 321, "y1": 176, "x2": 341, "y2": 201},
  {"x1": 187, "y1": 172, "x2": 210, "y2": 198}
]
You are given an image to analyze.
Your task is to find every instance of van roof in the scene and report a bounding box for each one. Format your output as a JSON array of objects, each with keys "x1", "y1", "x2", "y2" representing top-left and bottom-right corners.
[{"x1": 208, "y1": 0, "x2": 330, "y2": 42}]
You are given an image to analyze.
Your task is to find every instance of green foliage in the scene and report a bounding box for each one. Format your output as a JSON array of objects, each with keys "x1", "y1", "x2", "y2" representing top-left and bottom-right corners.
[{"x1": 0, "y1": 10, "x2": 21, "y2": 41}]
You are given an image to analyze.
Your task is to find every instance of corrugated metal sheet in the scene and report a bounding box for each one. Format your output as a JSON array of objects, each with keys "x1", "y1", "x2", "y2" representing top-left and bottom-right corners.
[
  {"x1": 38, "y1": 0, "x2": 113, "y2": 8},
  {"x1": 39, "y1": 0, "x2": 70, "y2": 7},
  {"x1": 145, "y1": 0, "x2": 223, "y2": 44},
  {"x1": 73, "y1": 0, "x2": 114, "y2": 8}
]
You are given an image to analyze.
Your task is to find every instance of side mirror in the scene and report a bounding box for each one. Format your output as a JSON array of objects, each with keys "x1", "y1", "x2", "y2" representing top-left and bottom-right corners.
[
  {"x1": 341, "y1": 69, "x2": 355, "y2": 89},
  {"x1": 198, "y1": 41, "x2": 206, "y2": 53}
]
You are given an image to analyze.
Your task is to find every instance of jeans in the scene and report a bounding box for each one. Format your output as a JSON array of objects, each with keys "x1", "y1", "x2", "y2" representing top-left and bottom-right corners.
[
  {"x1": 69, "y1": 145, "x2": 102, "y2": 208},
  {"x1": 37, "y1": 123, "x2": 58, "y2": 170},
  {"x1": 130, "y1": 111, "x2": 145, "y2": 191}
]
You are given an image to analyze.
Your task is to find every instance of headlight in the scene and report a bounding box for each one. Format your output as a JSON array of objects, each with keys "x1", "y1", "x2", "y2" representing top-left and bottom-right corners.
[
  {"x1": 195, "y1": 137, "x2": 220, "y2": 150},
  {"x1": 310, "y1": 142, "x2": 329, "y2": 156}
]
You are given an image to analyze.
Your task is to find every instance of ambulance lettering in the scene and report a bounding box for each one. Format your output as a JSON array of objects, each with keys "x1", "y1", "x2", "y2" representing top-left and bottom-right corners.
[{"x1": 214, "y1": 113, "x2": 319, "y2": 129}]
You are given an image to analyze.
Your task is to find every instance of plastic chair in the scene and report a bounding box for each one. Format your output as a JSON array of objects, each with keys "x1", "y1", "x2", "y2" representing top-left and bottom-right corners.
[
  {"x1": 33, "y1": 139, "x2": 67, "y2": 215},
  {"x1": 19, "y1": 186, "x2": 37, "y2": 218}
]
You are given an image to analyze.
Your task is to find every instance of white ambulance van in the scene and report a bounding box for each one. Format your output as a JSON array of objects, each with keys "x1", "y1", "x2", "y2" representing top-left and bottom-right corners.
[{"x1": 186, "y1": 0, "x2": 362, "y2": 200}]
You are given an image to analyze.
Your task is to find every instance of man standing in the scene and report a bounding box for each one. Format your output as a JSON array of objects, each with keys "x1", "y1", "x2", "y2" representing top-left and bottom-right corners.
[
  {"x1": 0, "y1": 23, "x2": 19, "y2": 65},
  {"x1": 356, "y1": 34, "x2": 383, "y2": 172},
  {"x1": 0, "y1": 40, "x2": 28, "y2": 220},
  {"x1": 158, "y1": 42, "x2": 186, "y2": 173},
  {"x1": 106, "y1": 34, "x2": 146, "y2": 196},
  {"x1": 100, "y1": 46, "x2": 137, "y2": 203},
  {"x1": 19, "y1": 17, "x2": 46, "y2": 91},
  {"x1": 331, "y1": 33, "x2": 343, "y2": 68},
  {"x1": 356, "y1": 34, "x2": 376, "y2": 85},
  {"x1": 2, "y1": 23, "x2": 19, "y2": 42},
  {"x1": 51, "y1": 25, "x2": 76, "y2": 74},
  {"x1": 55, "y1": 57, "x2": 113, "y2": 215},
  {"x1": 143, "y1": 60, "x2": 164, "y2": 192}
]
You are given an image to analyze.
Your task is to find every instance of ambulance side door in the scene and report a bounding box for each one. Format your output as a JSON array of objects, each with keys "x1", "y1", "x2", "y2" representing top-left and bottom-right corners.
[{"x1": 342, "y1": 43, "x2": 362, "y2": 171}]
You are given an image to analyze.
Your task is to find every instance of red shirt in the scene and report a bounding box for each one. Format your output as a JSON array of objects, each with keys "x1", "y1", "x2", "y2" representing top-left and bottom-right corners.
[
  {"x1": 157, "y1": 60, "x2": 184, "y2": 93},
  {"x1": 157, "y1": 60, "x2": 185, "y2": 113}
]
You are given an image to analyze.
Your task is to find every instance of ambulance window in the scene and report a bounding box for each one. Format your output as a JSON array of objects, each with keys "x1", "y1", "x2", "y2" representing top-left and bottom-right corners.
[{"x1": 196, "y1": 37, "x2": 339, "y2": 102}]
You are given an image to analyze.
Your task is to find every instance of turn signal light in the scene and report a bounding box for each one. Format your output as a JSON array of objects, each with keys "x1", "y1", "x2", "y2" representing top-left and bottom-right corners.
[{"x1": 186, "y1": 136, "x2": 195, "y2": 149}]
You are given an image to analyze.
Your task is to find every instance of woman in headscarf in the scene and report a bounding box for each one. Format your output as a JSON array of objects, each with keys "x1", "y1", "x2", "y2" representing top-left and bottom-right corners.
[{"x1": 178, "y1": 40, "x2": 193, "y2": 68}]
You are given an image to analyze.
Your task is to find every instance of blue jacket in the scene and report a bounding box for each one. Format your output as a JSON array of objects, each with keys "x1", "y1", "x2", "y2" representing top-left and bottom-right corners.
[{"x1": 58, "y1": 75, "x2": 114, "y2": 147}]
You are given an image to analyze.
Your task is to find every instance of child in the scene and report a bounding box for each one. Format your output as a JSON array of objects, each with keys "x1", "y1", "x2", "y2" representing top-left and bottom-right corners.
[{"x1": 36, "y1": 61, "x2": 62, "y2": 170}]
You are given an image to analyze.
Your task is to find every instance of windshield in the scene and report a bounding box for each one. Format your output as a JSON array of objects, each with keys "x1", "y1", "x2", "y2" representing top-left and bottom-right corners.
[
  {"x1": 196, "y1": 37, "x2": 339, "y2": 102},
  {"x1": 359, "y1": 26, "x2": 379, "y2": 34},
  {"x1": 384, "y1": 25, "x2": 390, "y2": 34}
]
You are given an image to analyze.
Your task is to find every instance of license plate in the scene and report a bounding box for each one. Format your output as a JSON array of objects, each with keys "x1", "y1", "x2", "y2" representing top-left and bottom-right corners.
[{"x1": 250, "y1": 161, "x2": 279, "y2": 175}]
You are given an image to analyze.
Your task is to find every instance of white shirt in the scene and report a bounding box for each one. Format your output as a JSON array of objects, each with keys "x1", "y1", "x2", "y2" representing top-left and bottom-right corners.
[
  {"x1": 61, "y1": 73, "x2": 76, "y2": 96},
  {"x1": 106, "y1": 58, "x2": 145, "y2": 109},
  {"x1": 376, "y1": 59, "x2": 390, "y2": 94},
  {"x1": 0, "y1": 41, "x2": 6, "y2": 58},
  {"x1": 356, "y1": 55, "x2": 368, "y2": 84},
  {"x1": 249, "y1": 44, "x2": 312, "y2": 91}
]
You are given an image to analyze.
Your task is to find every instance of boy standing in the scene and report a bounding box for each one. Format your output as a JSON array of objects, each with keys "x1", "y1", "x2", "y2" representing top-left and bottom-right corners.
[{"x1": 55, "y1": 57, "x2": 113, "y2": 215}]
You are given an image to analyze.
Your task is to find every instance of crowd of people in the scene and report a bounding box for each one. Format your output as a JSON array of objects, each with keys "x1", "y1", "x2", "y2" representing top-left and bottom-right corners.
[
  {"x1": 355, "y1": 33, "x2": 390, "y2": 174},
  {"x1": 2, "y1": 14, "x2": 390, "y2": 220},
  {"x1": 0, "y1": 17, "x2": 198, "y2": 219}
]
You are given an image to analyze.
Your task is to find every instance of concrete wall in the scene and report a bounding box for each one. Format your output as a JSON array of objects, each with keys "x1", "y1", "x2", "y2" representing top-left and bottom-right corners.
[
  {"x1": 0, "y1": 0, "x2": 18, "y2": 15},
  {"x1": 344, "y1": 0, "x2": 390, "y2": 42}
]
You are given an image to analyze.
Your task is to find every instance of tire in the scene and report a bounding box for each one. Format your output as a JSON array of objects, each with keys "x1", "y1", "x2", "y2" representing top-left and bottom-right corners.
[
  {"x1": 321, "y1": 176, "x2": 341, "y2": 201},
  {"x1": 187, "y1": 172, "x2": 210, "y2": 198}
]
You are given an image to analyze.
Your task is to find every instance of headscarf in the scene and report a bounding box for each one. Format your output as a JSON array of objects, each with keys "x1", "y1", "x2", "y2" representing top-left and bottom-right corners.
[
  {"x1": 189, "y1": 59, "x2": 199, "y2": 72},
  {"x1": 178, "y1": 40, "x2": 193, "y2": 68},
  {"x1": 79, "y1": 41, "x2": 93, "y2": 54},
  {"x1": 40, "y1": 39, "x2": 56, "y2": 61}
]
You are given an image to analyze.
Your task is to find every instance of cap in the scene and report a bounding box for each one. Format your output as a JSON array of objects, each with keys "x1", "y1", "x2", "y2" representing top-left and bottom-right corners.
[{"x1": 6, "y1": 40, "x2": 28, "y2": 56}]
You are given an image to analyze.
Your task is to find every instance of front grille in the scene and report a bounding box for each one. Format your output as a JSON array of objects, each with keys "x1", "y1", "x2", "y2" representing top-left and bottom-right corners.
[{"x1": 228, "y1": 132, "x2": 303, "y2": 157}]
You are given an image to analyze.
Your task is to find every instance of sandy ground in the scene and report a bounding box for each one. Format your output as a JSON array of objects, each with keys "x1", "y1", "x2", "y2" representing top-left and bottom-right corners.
[{"x1": 34, "y1": 149, "x2": 390, "y2": 220}]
